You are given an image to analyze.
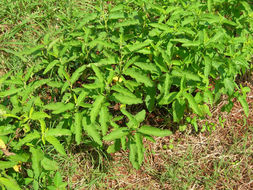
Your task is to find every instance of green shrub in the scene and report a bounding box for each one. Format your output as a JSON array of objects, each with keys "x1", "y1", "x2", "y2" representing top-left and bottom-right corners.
[{"x1": 0, "y1": 0, "x2": 252, "y2": 189}]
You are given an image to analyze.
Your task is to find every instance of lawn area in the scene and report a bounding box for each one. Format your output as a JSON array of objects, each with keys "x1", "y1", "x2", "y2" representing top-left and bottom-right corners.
[{"x1": 0, "y1": 0, "x2": 252, "y2": 189}]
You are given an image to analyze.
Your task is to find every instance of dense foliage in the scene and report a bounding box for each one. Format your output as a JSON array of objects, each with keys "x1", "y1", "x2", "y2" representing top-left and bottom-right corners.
[{"x1": 0, "y1": 0, "x2": 252, "y2": 189}]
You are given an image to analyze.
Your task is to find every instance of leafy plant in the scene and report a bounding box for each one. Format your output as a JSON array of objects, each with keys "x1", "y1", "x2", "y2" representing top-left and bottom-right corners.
[{"x1": 0, "y1": 0, "x2": 252, "y2": 188}]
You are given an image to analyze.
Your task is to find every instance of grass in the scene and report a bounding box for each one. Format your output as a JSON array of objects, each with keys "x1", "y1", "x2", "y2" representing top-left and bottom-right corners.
[
  {"x1": 0, "y1": 0, "x2": 92, "y2": 72},
  {"x1": 0, "y1": 1, "x2": 252, "y2": 189}
]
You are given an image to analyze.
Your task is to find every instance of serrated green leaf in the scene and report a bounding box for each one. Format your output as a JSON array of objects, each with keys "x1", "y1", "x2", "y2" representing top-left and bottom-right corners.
[
  {"x1": 108, "y1": 12, "x2": 125, "y2": 20},
  {"x1": 172, "y1": 70, "x2": 201, "y2": 81},
  {"x1": 114, "y1": 19, "x2": 139, "y2": 28},
  {"x1": 24, "y1": 66, "x2": 34, "y2": 83},
  {"x1": 45, "y1": 136, "x2": 66, "y2": 156},
  {"x1": 103, "y1": 127, "x2": 129, "y2": 141},
  {"x1": 74, "y1": 112, "x2": 82, "y2": 145},
  {"x1": 112, "y1": 93, "x2": 142, "y2": 105},
  {"x1": 83, "y1": 118, "x2": 102, "y2": 146},
  {"x1": 106, "y1": 139, "x2": 121, "y2": 153},
  {"x1": 30, "y1": 112, "x2": 51, "y2": 120},
  {"x1": 111, "y1": 85, "x2": 136, "y2": 98},
  {"x1": 30, "y1": 147, "x2": 44, "y2": 179},
  {"x1": 44, "y1": 102, "x2": 74, "y2": 114},
  {"x1": 149, "y1": 23, "x2": 173, "y2": 32},
  {"x1": 135, "y1": 110, "x2": 146, "y2": 123},
  {"x1": 0, "y1": 71, "x2": 12, "y2": 86},
  {"x1": 99, "y1": 106, "x2": 109, "y2": 136},
  {"x1": 0, "y1": 88, "x2": 22, "y2": 98},
  {"x1": 134, "y1": 62, "x2": 159, "y2": 73},
  {"x1": 224, "y1": 78, "x2": 235, "y2": 96},
  {"x1": 91, "y1": 64, "x2": 104, "y2": 83},
  {"x1": 172, "y1": 99, "x2": 186, "y2": 123},
  {"x1": 14, "y1": 131, "x2": 40, "y2": 150},
  {"x1": 238, "y1": 96, "x2": 249, "y2": 117},
  {"x1": 31, "y1": 79, "x2": 51, "y2": 90},
  {"x1": 0, "y1": 161, "x2": 17, "y2": 170},
  {"x1": 82, "y1": 81, "x2": 103, "y2": 89},
  {"x1": 45, "y1": 129, "x2": 71, "y2": 137},
  {"x1": 0, "y1": 176, "x2": 21, "y2": 190},
  {"x1": 204, "y1": 56, "x2": 212, "y2": 78},
  {"x1": 204, "y1": 89, "x2": 213, "y2": 105},
  {"x1": 129, "y1": 139, "x2": 139, "y2": 169},
  {"x1": 124, "y1": 68, "x2": 153, "y2": 87},
  {"x1": 76, "y1": 13, "x2": 97, "y2": 29},
  {"x1": 127, "y1": 40, "x2": 152, "y2": 52},
  {"x1": 138, "y1": 125, "x2": 172, "y2": 137},
  {"x1": 77, "y1": 90, "x2": 88, "y2": 106},
  {"x1": 159, "y1": 92, "x2": 178, "y2": 105},
  {"x1": 43, "y1": 60, "x2": 59, "y2": 74},
  {"x1": 47, "y1": 81, "x2": 63, "y2": 88},
  {"x1": 183, "y1": 92, "x2": 203, "y2": 116},
  {"x1": 70, "y1": 65, "x2": 86, "y2": 85},
  {"x1": 41, "y1": 157, "x2": 59, "y2": 171},
  {"x1": 90, "y1": 95, "x2": 104, "y2": 123},
  {"x1": 135, "y1": 133, "x2": 144, "y2": 165}
]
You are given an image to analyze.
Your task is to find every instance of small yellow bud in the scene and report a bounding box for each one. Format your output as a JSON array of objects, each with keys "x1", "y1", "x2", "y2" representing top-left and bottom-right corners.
[
  {"x1": 113, "y1": 76, "x2": 123, "y2": 83},
  {"x1": 13, "y1": 164, "x2": 21, "y2": 172},
  {"x1": 120, "y1": 104, "x2": 126, "y2": 109},
  {"x1": 0, "y1": 138, "x2": 6, "y2": 150}
]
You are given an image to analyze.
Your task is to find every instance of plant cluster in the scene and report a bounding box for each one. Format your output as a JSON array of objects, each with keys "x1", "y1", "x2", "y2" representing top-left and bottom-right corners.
[{"x1": 0, "y1": 0, "x2": 252, "y2": 189}]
